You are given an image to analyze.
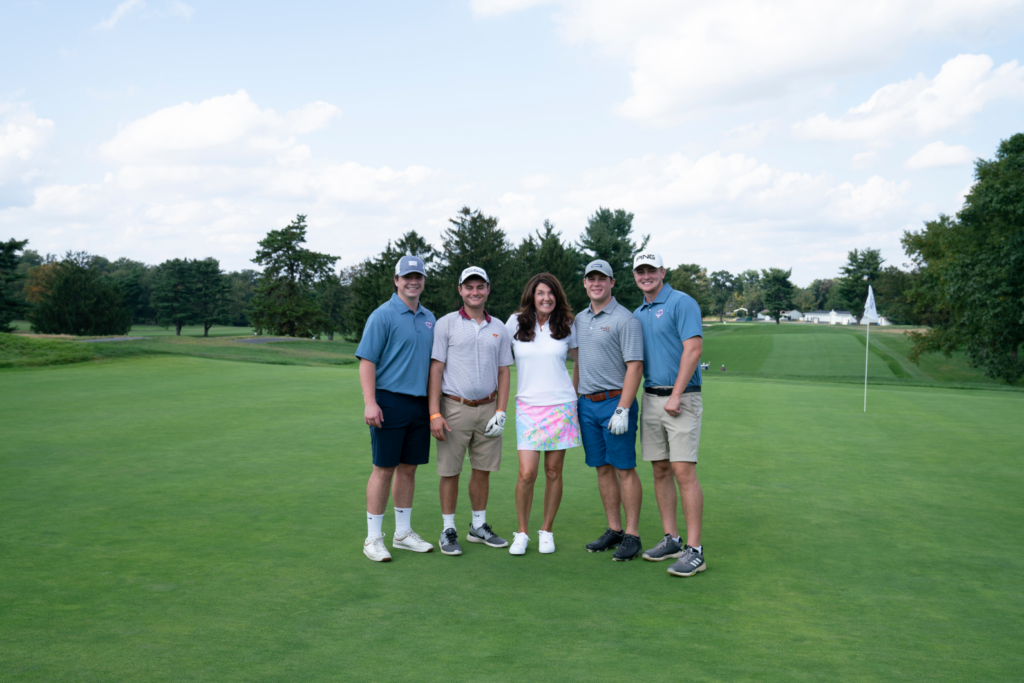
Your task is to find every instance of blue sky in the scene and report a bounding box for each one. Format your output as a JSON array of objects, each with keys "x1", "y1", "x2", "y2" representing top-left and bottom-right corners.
[{"x1": 3, "y1": 0, "x2": 1024, "y2": 284}]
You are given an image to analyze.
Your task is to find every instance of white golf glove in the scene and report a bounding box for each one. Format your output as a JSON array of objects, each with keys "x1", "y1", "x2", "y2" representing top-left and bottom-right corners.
[
  {"x1": 484, "y1": 410, "x2": 506, "y2": 437},
  {"x1": 608, "y1": 407, "x2": 629, "y2": 435}
]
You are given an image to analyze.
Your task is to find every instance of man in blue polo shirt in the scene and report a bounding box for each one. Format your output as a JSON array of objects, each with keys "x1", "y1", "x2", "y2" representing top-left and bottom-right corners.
[
  {"x1": 356, "y1": 255, "x2": 437, "y2": 562},
  {"x1": 632, "y1": 252, "x2": 707, "y2": 577}
]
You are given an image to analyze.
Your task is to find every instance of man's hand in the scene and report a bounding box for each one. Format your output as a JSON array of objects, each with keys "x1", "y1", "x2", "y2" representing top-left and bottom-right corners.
[
  {"x1": 483, "y1": 410, "x2": 506, "y2": 438},
  {"x1": 663, "y1": 395, "x2": 682, "y2": 417},
  {"x1": 608, "y1": 407, "x2": 629, "y2": 435},
  {"x1": 364, "y1": 402, "x2": 384, "y2": 428},
  {"x1": 431, "y1": 415, "x2": 451, "y2": 441}
]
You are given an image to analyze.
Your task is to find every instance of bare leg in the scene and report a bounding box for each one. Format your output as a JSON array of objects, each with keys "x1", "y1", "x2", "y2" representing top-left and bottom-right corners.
[
  {"x1": 439, "y1": 473, "x2": 459, "y2": 516},
  {"x1": 516, "y1": 451, "x2": 540, "y2": 534},
  {"x1": 468, "y1": 469, "x2": 490, "y2": 512},
  {"x1": 672, "y1": 462, "x2": 703, "y2": 547},
  {"x1": 540, "y1": 450, "x2": 565, "y2": 532},
  {"x1": 651, "y1": 460, "x2": 678, "y2": 537},
  {"x1": 392, "y1": 463, "x2": 417, "y2": 509},
  {"x1": 367, "y1": 465, "x2": 396, "y2": 515},
  {"x1": 596, "y1": 464, "x2": 623, "y2": 532},
  {"x1": 616, "y1": 467, "x2": 642, "y2": 537}
]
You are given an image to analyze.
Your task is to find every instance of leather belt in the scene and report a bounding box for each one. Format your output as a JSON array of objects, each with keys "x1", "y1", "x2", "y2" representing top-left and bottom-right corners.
[
  {"x1": 581, "y1": 389, "x2": 622, "y2": 401},
  {"x1": 443, "y1": 391, "x2": 497, "y2": 407},
  {"x1": 644, "y1": 386, "x2": 701, "y2": 397}
]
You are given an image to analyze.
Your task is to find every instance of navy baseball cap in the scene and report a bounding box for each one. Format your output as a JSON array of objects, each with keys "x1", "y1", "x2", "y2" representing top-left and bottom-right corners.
[{"x1": 395, "y1": 255, "x2": 426, "y2": 277}]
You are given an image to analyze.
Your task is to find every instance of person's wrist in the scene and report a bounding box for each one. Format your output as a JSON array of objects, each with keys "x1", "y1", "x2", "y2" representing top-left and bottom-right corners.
[{"x1": 430, "y1": 413, "x2": 442, "y2": 421}]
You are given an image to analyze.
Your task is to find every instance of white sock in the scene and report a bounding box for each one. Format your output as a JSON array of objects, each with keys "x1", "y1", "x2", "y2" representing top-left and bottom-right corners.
[
  {"x1": 672, "y1": 535, "x2": 681, "y2": 544},
  {"x1": 394, "y1": 507, "x2": 412, "y2": 536},
  {"x1": 367, "y1": 512, "x2": 384, "y2": 539},
  {"x1": 442, "y1": 513, "x2": 456, "y2": 532},
  {"x1": 692, "y1": 544, "x2": 702, "y2": 554},
  {"x1": 471, "y1": 510, "x2": 486, "y2": 529}
]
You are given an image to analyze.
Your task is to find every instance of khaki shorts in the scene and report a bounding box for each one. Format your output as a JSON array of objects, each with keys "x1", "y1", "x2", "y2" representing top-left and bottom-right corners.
[
  {"x1": 640, "y1": 391, "x2": 702, "y2": 463},
  {"x1": 436, "y1": 396, "x2": 503, "y2": 477}
]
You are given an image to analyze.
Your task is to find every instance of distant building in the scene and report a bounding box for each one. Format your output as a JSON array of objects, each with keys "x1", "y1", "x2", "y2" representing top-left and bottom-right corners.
[
  {"x1": 783, "y1": 310, "x2": 804, "y2": 321},
  {"x1": 804, "y1": 309, "x2": 856, "y2": 325}
]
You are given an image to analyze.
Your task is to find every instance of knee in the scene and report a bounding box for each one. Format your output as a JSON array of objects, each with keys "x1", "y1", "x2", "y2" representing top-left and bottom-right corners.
[
  {"x1": 519, "y1": 469, "x2": 538, "y2": 486},
  {"x1": 544, "y1": 465, "x2": 561, "y2": 482},
  {"x1": 651, "y1": 462, "x2": 672, "y2": 481}
]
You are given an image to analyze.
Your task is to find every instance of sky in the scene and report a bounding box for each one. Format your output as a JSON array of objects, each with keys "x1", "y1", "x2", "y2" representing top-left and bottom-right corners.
[{"x1": 3, "y1": 0, "x2": 1024, "y2": 285}]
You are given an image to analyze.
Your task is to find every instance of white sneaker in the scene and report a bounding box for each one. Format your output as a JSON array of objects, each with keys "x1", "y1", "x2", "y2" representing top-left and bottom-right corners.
[
  {"x1": 538, "y1": 530, "x2": 555, "y2": 554},
  {"x1": 364, "y1": 534, "x2": 392, "y2": 562},
  {"x1": 392, "y1": 529, "x2": 434, "y2": 553},
  {"x1": 509, "y1": 532, "x2": 529, "y2": 556}
]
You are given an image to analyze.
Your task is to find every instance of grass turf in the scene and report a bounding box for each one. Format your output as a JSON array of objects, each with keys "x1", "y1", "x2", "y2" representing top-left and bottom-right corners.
[{"x1": 2, "y1": 356, "x2": 1022, "y2": 681}]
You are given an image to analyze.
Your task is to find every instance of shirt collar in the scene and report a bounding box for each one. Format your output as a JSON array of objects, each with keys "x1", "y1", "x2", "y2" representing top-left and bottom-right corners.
[
  {"x1": 390, "y1": 292, "x2": 421, "y2": 315},
  {"x1": 639, "y1": 283, "x2": 674, "y2": 310},
  {"x1": 459, "y1": 306, "x2": 491, "y2": 323},
  {"x1": 588, "y1": 296, "x2": 619, "y2": 317}
]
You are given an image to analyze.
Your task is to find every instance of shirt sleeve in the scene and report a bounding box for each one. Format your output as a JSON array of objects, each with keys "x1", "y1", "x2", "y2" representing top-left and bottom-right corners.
[
  {"x1": 355, "y1": 309, "x2": 388, "y2": 363},
  {"x1": 497, "y1": 325, "x2": 514, "y2": 367},
  {"x1": 430, "y1": 314, "x2": 449, "y2": 363},
  {"x1": 677, "y1": 294, "x2": 704, "y2": 341},
  {"x1": 620, "y1": 315, "x2": 645, "y2": 362},
  {"x1": 568, "y1": 320, "x2": 579, "y2": 349}
]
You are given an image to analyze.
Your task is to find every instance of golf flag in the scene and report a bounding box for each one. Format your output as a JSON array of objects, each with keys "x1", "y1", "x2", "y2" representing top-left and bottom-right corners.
[{"x1": 863, "y1": 285, "x2": 878, "y2": 321}]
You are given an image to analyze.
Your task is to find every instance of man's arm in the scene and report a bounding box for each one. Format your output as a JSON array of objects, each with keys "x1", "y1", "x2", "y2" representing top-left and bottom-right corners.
[
  {"x1": 665, "y1": 336, "x2": 702, "y2": 417},
  {"x1": 569, "y1": 347, "x2": 580, "y2": 394},
  {"x1": 496, "y1": 365, "x2": 511, "y2": 412},
  {"x1": 428, "y1": 359, "x2": 450, "y2": 440},
  {"x1": 618, "y1": 360, "x2": 643, "y2": 409},
  {"x1": 359, "y1": 359, "x2": 383, "y2": 427}
]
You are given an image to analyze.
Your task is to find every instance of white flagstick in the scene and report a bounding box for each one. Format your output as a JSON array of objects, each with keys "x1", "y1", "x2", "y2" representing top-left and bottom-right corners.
[{"x1": 864, "y1": 317, "x2": 869, "y2": 412}]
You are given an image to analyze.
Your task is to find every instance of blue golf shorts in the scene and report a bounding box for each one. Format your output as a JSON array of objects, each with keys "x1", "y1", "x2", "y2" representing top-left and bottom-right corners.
[
  {"x1": 369, "y1": 390, "x2": 430, "y2": 468},
  {"x1": 579, "y1": 395, "x2": 638, "y2": 470}
]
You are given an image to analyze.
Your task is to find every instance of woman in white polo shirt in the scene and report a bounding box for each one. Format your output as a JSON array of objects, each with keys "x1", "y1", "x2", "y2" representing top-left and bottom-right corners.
[{"x1": 505, "y1": 273, "x2": 581, "y2": 556}]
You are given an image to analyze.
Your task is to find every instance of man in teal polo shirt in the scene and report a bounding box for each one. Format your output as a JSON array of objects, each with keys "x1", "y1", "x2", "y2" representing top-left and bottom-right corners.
[
  {"x1": 632, "y1": 252, "x2": 707, "y2": 577},
  {"x1": 356, "y1": 255, "x2": 436, "y2": 562}
]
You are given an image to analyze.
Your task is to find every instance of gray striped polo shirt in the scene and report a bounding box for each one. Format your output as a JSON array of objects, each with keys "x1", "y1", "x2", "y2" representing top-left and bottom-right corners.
[
  {"x1": 431, "y1": 308, "x2": 514, "y2": 401},
  {"x1": 573, "y1": 297, "x2": 644, "y2": 395}
]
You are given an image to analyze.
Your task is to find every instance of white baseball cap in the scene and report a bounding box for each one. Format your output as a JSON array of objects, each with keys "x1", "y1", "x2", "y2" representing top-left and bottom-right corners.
[
  {"x1": 459, "y1": 266, "x2": 489, "y2": 284},
  {"x1": 633, "y1": 252, "x2": 664, "y2": 270}
]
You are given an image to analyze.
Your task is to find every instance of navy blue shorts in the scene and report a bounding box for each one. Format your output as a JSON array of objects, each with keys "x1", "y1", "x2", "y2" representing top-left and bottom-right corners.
[
  {"x1": 579, "y1": 395, "x2": 638, "y2": 470},
  {"x1": 369, "y1": 390, "x2": 430, "y2": 468}
]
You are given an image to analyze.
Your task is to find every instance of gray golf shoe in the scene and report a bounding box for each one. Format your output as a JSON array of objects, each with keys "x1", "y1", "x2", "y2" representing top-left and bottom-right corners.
[
  {"x1": 643, "y1": 534, "x2": 684, "y2": 561},
  {"x1": 467, "y1": 523, "x2": 509, "y2": 548},
  {"x1": 667, "y1": 545, "x2": 706, "y2": 577},
  {"x1": 439, "y1": 528, "x2": 462, "y2": 556}
]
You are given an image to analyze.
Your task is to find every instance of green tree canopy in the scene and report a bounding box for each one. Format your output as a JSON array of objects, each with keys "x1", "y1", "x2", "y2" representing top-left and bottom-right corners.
[
  {"x1": 576, "y1": 207, "x2": 649, "y2": 281},
  {"x1": 761, "y1": 267, "x2": 795, "y2": 324},
  {"x1": 735, "y1": 269, "x2": 762, "y2": 317},
  {"x1": 26, "y1": 252, "x2": 132, "y2": 336},
  {"x1": 439, "y1": 207, "x2": 515, "y2": 319},
  {"x1": 1, "y1": 238, "x2": 29, "y2": 333},
  {"x1": 515, "y1": 220, "x2": 587, "y2": 312},
  {"x1": 708, "y1": 270, "x2": 736, "y2": 322},
  {"x1": 152, "y1": 258, "x2": 196, "y2": 335},
  {"x1": 191, "y1": 258, "x2": 231, "y2": 337},
  {"x1": 248, "y1": 215, "x2": 339, "y2": 337},
  {"x1": 833, "y1": 248, "x2": 884, "y2": 321},
  {"x1": 668, "y1": 263, "x2": 711, "y2": 316},
  {"x1": 904, "y1": 133, "x2": 1024, "y2": 384}
]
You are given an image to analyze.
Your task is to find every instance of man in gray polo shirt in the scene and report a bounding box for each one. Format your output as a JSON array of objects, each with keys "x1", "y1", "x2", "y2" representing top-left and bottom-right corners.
[
  {"x1": 572, "y1": 259, "x2": 646, "y2": 562},
  {"x1": 428, "y1": 266, "x2": 514, "y2": 556}
]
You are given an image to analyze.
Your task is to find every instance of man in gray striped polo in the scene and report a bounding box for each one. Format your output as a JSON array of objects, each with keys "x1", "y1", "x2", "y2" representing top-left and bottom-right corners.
[
  {"x1": 572, "y1": 259, "x2": 646, "y2": 562},
  {"x1": 428, "y1": 266, "x2": 514, "y2": 556}
]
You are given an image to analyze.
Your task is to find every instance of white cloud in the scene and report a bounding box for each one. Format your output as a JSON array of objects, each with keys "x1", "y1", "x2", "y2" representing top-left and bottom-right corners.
[
  {"x1": 851, "y1": 151, "x2": 880, "y2": 170},
  {"x1": 904, "y1": 141, "x2": 976, "y2": 170},
  {"x1": 470, "y1": 0, "x2": 555, "y2": 17},
  {"x1": 476, "y1": 0, "x2": 1024, "y2": 125},
  {"x1": 167, "y1": 1, "x2": 194, "y2": 19},
  {"x1": 521, "y1": 173, "x2": 555, "y2": 189},
  {"x1": 723, "y1": 121, "x2": 776, "y2": 149},
  {"x1": 96, "y1": 0, "x2": 145, "y2": 30},
  {"x1": 0, "y1": 101, "x2": 55, "y2": 196},
  {"x1": 793, "y1": 54, "x2": 1024, "y2": 145}
]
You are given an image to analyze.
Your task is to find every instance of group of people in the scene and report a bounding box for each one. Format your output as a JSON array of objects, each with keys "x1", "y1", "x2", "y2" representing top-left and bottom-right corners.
[{"x1": 356, "y1": 251, "x2": 707, "y2": 578}]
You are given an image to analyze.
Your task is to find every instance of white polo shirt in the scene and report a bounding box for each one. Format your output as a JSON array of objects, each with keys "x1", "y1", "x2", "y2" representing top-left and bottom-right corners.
[{"x1": 505, "y1": 312, "x2": 578, "y2": 407}]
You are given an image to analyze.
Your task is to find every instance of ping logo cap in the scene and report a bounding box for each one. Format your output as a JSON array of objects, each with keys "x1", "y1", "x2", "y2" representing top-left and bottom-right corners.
[
  {"x1": 584, "y1": 259, "x2": 614, "y2": 278},
  {"x1": 633, "y1": 252, "x2": 664, "y2": 270},
  {"x1": 395, "y1": 255, "x2": 427, "y2": 276},
  {"x1": 459, "y1": 266, "x2": 489, "y2": 284}
]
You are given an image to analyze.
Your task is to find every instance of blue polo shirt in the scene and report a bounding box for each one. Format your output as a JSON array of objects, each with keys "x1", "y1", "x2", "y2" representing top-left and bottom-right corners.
[
  {"x1": 356, "y1": 294, "x2": 436, "y2": 396},
  {"x1": 634, "y1": 283, "x2": 703, "y2": 389}
]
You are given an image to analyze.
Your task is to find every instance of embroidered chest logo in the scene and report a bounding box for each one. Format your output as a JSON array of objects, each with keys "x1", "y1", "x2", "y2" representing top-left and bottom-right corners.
[
  {"x1": 601, "y1": 326, "x2": 611, "y2": 332},
  {"x1": 655, "y1": 309, "x2": 664, "y2": 319},
  {"x1": 424, "y1": 321, "x2": 433, "y2": 328},
  {"x1": 492, "y1": 333, "x2": 499, "y2": 338}
]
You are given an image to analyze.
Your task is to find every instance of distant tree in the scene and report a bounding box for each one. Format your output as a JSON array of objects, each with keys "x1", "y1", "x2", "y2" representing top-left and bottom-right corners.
[
  {"x1": 248, "y1": 215, "x2": 339, "y2": 337},
  {"x1": 792, "y1": 286, "x2": 816, "y2": 313},
  {"x1": 27, "y1": 252, "x2": 132, "y2": 336},
  {"x1": 873, "y1": 265, "x2": 917, "y2": 324},
  {"x1": 576, "y1": 207, "x2": 649, "y2": 281},
  {"x1": 191, "y1": 258, "x2": 231, "y2": 337},
  {"x1": 439, "y1": 207, "x2": 515, "y2": 319},
  {"x1": 708, "y1": 270, "x2": 736, "y2": 322},
  {"x1": 736, "y1": 269, "x2": 762, "y2": 317},
  {"x1": 317, "y1": 271, "x2": 352, "y2": 341},
  {"x1": 515, "y1": 220, "x2": 587, "y2": 312},
  {"x1": 226, "y1": 270, "x2": 258, "y2": 327},
  {"x1": 903, "y1": 133, "x2": 1024, "y2": 384},
  {"x1": 668, "y1": 264, "x2": 711, "y2": 316},
  {"x1": 761, "y1": 267, "x2": 795, "y2": 324},
  {"x1": 152, "y1": 259, "x2": 196, "y2": 335},
  {"x1": 807, "y1": 279, "x2": 836, "y2": 311},
  {"x1": 108, "y1": 258, "x2": 155, "y2": 324},
  {"x1": 1, "y1": 238, "x2": 29, "y2": 333},
  {"x1": 833, "y1": 248, "x2": 885, "y2": 322}
]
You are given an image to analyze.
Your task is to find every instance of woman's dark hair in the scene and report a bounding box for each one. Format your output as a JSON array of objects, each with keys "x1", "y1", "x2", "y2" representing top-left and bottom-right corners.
[{"x1": 514, "y1": 273, "x2": 574, "y2": 342}]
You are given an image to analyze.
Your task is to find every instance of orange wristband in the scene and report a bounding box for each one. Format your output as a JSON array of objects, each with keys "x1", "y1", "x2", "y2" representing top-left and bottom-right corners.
[{"x1": 430, "y1": 413, "x2": 442, "y2": 421}]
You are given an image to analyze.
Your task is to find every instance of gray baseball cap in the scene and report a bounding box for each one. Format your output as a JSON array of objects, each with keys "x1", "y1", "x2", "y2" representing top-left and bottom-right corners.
[
  {"x1": 584, "y1": 259, "x2": 614, "y2": 278},
  {"x1": 395, "y1": 255, "x2": 426, "y2": 277}
]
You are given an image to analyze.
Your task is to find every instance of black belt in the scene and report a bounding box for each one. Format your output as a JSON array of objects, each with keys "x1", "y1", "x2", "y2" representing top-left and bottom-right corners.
[{"x1": 644, "y1": 385, "x2": 700, "y2": 397}]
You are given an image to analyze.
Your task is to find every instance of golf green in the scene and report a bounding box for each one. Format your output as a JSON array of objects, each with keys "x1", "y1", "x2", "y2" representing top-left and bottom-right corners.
[{"x1": 1, "y1": 357, "x2": 1021, "y2": 681}]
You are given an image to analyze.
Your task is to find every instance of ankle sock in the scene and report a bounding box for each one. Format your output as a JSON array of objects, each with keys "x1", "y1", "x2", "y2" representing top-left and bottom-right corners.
[
  {"x1": 367, "y1": 512, "x2": 384, "y2": 539},
  {"x1": 471, "y1": 509, "x2": 486, "y2": 529},
  {"x1": 672, "y1": 535, "x2": 681, "y2": 544},
  {"x1": 394, "y1": 507, "x2": 411, "y2": 535},
  {"x1": 442, "y1": 513, "x2": 456, "y2": 531}
]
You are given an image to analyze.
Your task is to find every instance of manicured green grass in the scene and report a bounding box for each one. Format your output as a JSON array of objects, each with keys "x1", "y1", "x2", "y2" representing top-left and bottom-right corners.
[
  {"x1": 2, "y1": 357, "x2": 1022, "y2": 681},
  {"x1": 8, "y1": 320, "x2": 256, "y2": 337}
]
